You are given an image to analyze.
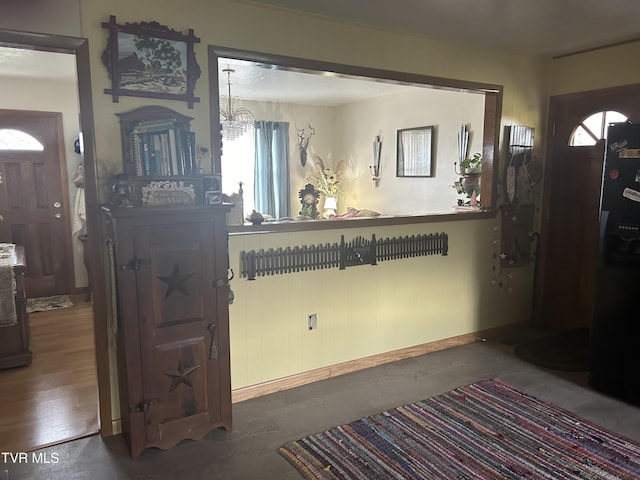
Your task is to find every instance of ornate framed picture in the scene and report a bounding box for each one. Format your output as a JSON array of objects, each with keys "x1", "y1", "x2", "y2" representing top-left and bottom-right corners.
[{"x1": 101, "y1": 15, "x2": 201, "y2": 108}]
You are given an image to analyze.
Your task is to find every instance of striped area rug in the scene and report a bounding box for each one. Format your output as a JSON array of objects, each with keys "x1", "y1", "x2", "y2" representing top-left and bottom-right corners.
[{"x1": 278, "y1": 378, "x2": 640, "y2": 479}]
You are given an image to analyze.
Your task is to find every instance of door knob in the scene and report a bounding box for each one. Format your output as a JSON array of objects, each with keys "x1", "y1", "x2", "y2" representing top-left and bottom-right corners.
[
  {"x1": 54, "y1": 213, "x2": 62, "y2": 219},
  {"x1": 53, "y1": 201, "x2": 61, "y2": 208}
]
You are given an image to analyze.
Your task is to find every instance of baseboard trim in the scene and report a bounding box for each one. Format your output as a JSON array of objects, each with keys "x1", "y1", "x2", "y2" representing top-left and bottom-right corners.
[
  {"x1": 104, "y1": 323, "x2": 523, "y2": 433},
  {"x1": 111, "y1": 419, "x2": 122, "y2": 436},
  {"x1": 231, "y1": 322, "x2": 523, "y2": 404}
]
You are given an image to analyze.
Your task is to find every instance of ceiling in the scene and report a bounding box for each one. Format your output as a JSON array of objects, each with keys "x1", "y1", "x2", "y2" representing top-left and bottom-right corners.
[
  {"x1": 218, "y1": 58, "x2": 411, "y2": 106},
  {"x1": 250, "y1": 0, "x2": 640, "y2": 57},
  {"x1": 0, "y1": 47, "x2": 76, "y2": 81},
  {"x1": 3, "y1": 2, "x2": 640, "y2": 105}
]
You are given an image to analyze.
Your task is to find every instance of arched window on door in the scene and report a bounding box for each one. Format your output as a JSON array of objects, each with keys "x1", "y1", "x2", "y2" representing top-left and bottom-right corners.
[
  {"x1": 569, "y1": 111, "x2": 628, "y2": 146},
  {"x1": 0, "y1": 128, "x2": 44, "y2": 151}
]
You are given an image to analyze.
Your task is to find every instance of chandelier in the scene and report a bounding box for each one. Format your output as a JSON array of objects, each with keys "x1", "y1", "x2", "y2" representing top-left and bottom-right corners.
[{"x1": 219, "y1": 68, "x2": 255, "y2": 140}]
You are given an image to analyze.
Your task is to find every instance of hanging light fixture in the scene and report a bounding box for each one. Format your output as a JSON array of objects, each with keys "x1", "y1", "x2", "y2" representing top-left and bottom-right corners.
[{"x1": 219, "y1": 67, "x2": 255, "y2": 140}]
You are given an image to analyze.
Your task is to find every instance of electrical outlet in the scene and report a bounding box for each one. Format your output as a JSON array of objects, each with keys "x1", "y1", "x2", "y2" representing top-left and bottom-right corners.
[{"x1": 307, "y1": 313, "x2": 317, "y2": 330}]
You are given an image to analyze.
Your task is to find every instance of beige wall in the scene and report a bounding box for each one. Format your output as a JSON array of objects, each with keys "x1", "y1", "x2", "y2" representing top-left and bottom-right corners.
[
  {"x1": 0, "y1": 0, "x2": 81, "y2": 37},
  {"x1": 0, "y1": 0, "x2": 554, "y2": 423},
  {"x1": 5, "y1": 0, "x2": 640, "y2": 430},
  {"x1": 74, "y1": 0, "x2": 550, "y2": 412},
  {"x1": 550, "y1": 41, "x2": 640, "y2": 96}
]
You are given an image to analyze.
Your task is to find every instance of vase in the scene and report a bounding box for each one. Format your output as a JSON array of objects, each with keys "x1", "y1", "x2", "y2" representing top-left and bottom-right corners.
[
  {"x1": 460, "y1": 174, "x2": 481, "y2": 198},
  {"x1": 323, "y1": 197, "x2": 337, "y2": 218}
]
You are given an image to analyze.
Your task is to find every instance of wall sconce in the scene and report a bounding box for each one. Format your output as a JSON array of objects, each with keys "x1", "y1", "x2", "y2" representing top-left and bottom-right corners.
[
  {"x1": 454, "y1": 124, "x2": 469, "y2": 175},
  {"x1": 370, "y1": 135, "x2": 382, "y2": 186},
  {"x1": 297, "y1": 124, "x2": 315, "y2": 166}
]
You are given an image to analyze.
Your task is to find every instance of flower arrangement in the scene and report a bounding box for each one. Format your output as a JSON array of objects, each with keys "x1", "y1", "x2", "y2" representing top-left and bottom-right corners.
[
  {"x1": 306, "y1": 155, "x2": 352, "y2": 198},
  {"x1": 459, "y1": 152, "x2": 482, "y2": 175}
]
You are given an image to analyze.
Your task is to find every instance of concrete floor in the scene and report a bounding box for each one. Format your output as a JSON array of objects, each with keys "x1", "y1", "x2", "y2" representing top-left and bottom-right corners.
[{"x1": 3, "y1": 336, "x2": 640, "y2": 479}]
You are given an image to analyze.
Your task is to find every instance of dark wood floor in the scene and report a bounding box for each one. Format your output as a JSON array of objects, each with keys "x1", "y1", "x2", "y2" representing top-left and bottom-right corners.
[
  {"x1": 3, "y1": 334, "x2": 640, "y2": 480},
  {"x1": 0, "y1": 295, "x2": 98, "y2": 453}
]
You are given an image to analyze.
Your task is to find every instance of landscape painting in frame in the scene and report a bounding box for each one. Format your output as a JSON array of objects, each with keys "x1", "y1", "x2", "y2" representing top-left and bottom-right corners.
[{"x1": 102, "y1": 15, "x2": 201, "y2": 108}]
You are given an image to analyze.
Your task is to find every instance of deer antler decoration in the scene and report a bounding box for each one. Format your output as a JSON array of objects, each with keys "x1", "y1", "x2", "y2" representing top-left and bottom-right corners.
[{"x1": 297, "y1": 124, "x2": 315, "y2": 166}]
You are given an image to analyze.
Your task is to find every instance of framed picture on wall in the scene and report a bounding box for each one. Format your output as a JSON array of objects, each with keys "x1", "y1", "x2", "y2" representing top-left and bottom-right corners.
[
  {"x1": 101, "y1": 15, "x2": 201, "y2": 108},
  {"x1": 396, "y1": 125, "x2": 435, "y2": 177}
]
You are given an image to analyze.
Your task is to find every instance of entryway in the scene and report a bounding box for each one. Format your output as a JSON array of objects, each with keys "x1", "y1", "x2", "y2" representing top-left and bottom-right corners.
[
  {"x1": 0, "y1": 296, "x2": 97, "y2": 452},
  {"x1": 0, "y1": 41, "x2": 102, "y2": 452},
  {"x1": 536, "y1": 83, "x2": 640, "y2": 330}
]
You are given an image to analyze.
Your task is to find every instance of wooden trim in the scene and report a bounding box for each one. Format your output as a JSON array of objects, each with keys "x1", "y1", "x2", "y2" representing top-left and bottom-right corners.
[
  {"x1": 228, "y1": 210, "x2": 495, "y2": 235},
  {"x1": 208, "y1": 46, "x2": 222, "y2": 175},
  {"x1": 53, "y1": 111, "x2": 76, "y2": 294},
  {"x1": 210, "y1": 45, "x2": 502, "y2": 94},
  {"x1": 481, "y1": 91, "x2": 502, "y2": 210},
  {"x1": 112, "y1": 419, "x2": 122, "y2": 436},
  {"x1": 231, "y1": 322, "x2": 524, "y2": 404},
  {"x1": 0, "y1": 29, "x2": 113, "y2": 438}
]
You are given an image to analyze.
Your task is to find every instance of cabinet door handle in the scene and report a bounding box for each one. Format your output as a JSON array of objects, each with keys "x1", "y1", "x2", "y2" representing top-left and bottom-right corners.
[
  {"x1": 208, "y1": 323, "x2": 218, "y2": 361},
  {"x1": 54, "y1": 213, "x2": 62, "y2": 219},
  {"x1": 131, "y1": 398, "x2": 159, "y2": 413}
]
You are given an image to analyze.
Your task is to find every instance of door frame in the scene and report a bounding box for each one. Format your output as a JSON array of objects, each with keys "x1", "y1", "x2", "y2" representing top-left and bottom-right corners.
[
  {"x1": 535, "y1": 83, "x2": 640, "y2": 327},
  {"x1": 0, "y1": 30, "x2": 112, "y2": 435}
]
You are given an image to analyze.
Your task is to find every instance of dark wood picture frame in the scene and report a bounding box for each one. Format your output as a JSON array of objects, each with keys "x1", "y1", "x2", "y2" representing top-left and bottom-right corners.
[
  {"x1": 396, "y1": 125, "x2": 435, "y2": 177},
  {"x1": 101, "y1": 15, "x2": 201, "y2": 108}
]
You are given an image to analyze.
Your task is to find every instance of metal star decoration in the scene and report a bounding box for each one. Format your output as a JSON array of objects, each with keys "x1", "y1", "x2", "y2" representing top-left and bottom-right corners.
[
  {"x1": 157, "y1": 264, "x2": 194, "y2": 298},
  {"x1": 164, "y1": 359, "x2": 200, "y2": 392}
]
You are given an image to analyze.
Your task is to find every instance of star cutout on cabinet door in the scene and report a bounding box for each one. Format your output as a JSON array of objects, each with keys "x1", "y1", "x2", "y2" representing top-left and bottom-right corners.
[
  {"x1": 164, "y1": 359, "x2": 200, "y2": 392},
  {"x1": 157, "y1": 264, "x2": 194, "y2": 298}
]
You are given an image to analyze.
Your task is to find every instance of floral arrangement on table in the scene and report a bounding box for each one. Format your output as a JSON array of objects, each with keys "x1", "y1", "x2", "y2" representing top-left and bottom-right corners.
[{"x1": 306, "y1": 155, "x2": 353, "y2": 199}]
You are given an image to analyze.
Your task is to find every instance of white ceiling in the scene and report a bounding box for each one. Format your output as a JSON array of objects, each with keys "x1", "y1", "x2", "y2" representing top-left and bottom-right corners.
[
  {"x1": 218, "y1": 58, "x2": 410, "y2": 106},
  {"x1": 0, "y1": 47, "x2": 76, "y2": 81},
  {"x1": 250, "y1": 0, "x2": 640, "y2": 57},
  {"x1": 4, "y1": 1, "x2": 640, "y2": 105}
]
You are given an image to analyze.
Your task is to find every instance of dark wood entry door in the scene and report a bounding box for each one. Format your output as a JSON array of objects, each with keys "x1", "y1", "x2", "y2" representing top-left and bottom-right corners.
[
  {"x1": 537, "y1": 84, "x2": 640, "y2": 329},
  {"x1": 0, "y1": 109, "x2": 72, "y2": 297}
]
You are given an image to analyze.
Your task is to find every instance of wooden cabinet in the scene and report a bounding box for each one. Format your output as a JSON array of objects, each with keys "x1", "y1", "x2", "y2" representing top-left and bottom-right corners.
[
  {"x1": 0, "y1": 246, "x2": 31, "y2": 369},
  {"x1": 102, "y1": 205, "x2": 231, "y2": 458}
]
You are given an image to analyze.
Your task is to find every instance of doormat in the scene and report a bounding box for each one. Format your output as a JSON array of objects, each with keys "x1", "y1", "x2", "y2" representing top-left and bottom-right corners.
[
  {"x1": 514, "y1": 328, "x2": 589, "y2": 372},
  {"x1": 26, "y1": 295, "x2": 73, "y2": 314},
  {"x1": 279, "y1": 378, "x2": 640, "y2": 479}
]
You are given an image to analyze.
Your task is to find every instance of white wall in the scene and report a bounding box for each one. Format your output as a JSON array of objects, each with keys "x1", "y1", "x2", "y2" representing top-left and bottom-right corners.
[
  {"x1": 337, "y1": 88, "x2": 485, "y2": 214},
  {"x1": 226, "y1": 87, "x2": 484, "y2": 217},
  {"x1": 0, "y1": 74, "x2": 88, "y2": 289}
]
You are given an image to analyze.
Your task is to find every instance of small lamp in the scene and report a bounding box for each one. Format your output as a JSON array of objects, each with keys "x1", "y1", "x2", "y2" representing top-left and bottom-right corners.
[{"x1": 323, "y1": 197, "x2": 337, "y2": 218}]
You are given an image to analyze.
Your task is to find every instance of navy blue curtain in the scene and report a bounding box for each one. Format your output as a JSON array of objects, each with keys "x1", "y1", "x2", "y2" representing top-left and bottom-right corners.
[{"x1": 254, "y1": 121, "x2": 290, "y2": 218}]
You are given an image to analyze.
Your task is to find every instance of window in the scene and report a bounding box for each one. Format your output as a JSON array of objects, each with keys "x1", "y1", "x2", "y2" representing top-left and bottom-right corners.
[
  {"x1": 0, "y1": 129, "x2": 44, "y2": 151},
  {"x1": 569, "y1": 111, "x2": 628, "y2": 146},
  {"x1": 221, "y1": 127, "x2": 255, "y2": 218},
  {"x1": 210, "y1": 47, "x2": 502, "y2": 221},
  {"x1": 221, "y1": 121, "x2": 291, "y2": 219}
]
